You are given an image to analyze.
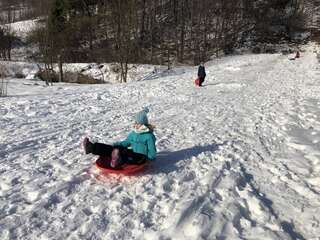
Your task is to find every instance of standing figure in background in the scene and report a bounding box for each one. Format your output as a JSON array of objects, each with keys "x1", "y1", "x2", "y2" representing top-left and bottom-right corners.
[{"x1": 198, "y1": 62, "x2": 206, "y2": 87}]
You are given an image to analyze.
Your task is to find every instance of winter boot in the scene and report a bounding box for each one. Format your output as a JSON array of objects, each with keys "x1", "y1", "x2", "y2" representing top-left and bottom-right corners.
[
  {"x1": 110, "y1": 148, "x2": 121, "y2": 169},
  {"x1": 83, "y1": 137, "x2": 93, "y2": 154}
]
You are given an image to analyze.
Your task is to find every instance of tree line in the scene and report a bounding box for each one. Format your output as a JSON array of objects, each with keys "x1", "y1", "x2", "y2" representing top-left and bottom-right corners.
[{"x1": 0, "y1": 0, "x2": 312, "y2": 82}]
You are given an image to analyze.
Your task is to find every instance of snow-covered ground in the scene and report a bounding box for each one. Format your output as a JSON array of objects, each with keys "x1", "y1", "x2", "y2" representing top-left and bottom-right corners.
[
  {"x1": 0, "y1": 61, "x2": 39, "y2": 78},
  {"x1": 6, "y1": 19, "x2": 38, "y2": 39},
  {"x1": 0, "y1": 60, "x2": 175, "y2": 83},
  {"x1": 1, "y1": 44, "x2": 320, "y2": 240},
  {"x1": 3, "y1": 19, "x2": 40, "y2": 61}
]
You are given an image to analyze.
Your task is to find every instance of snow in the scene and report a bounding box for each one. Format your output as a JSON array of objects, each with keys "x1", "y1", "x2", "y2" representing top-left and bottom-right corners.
[
  {"x1": 5, "y1": 19, "x2": 39, "y2": 39},
  {"x1": 0, "y1": 61, "x2": 39, "y2": 78},
  {"x1": 2, "y1": 19, "x2": 41, "y2": 61},
  {"x1": 61, "y1": 63, "x2": 169, "y2": 83},
  {"x1": 0, "y1": 61, "x2": 171, "y2": 83},
  {"x1": 1, "y1": 43, "x2": 320, "y2": 240}
]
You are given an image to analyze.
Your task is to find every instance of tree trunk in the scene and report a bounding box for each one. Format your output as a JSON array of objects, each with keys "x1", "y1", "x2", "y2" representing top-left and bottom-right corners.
[{"x1": 58, "y1": 54, "x2": 63, "y2": 82}]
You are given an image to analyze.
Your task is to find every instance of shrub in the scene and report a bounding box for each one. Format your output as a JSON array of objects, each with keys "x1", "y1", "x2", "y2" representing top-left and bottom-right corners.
[
  {"x1": 36, "y1": 70, "x2": 101, "y2": 84},
  {"x1": 15, "y1": 72, "x2": 26, "y2": 78},
  {"x1": 64, "y1": 72, "x2": 102, "y2": 84}
]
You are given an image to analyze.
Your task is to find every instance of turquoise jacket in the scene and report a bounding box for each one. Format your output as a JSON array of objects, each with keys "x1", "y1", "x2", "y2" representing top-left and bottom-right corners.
[{"x1": 113, "y1": 128, "x2": 157, "y2": 160}]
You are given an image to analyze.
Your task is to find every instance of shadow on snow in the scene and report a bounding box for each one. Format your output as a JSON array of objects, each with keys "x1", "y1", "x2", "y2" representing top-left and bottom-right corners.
[{"x1": 149, "y1": 143, "x2": 225, "y2": 175}]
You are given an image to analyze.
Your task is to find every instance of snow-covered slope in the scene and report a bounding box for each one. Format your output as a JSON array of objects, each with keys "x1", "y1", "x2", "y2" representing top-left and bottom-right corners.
[
  {"x1": 1, "y1": 45, "x2": 320, "y2": 240},
  {"x1": 6, "y1": 19, "x2": 38, "y2": 39},
  {"x1": 3, "y1": 19, "x2": 40, "y2": 61}
]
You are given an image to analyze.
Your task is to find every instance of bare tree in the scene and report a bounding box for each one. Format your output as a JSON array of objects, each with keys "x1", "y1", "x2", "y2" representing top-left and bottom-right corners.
[
  {"x1": 0, "y1": 26, "x2": 16, "y2": 61},
  {"x1": 0, "y1": 62, "x2": 9, "y2": 97},
  {"x1": 21, "y1": 0, "x2": 312, "y2": 76},
  {"x1": 109, "y1": 0, "x2": 139, "y2": 82}
]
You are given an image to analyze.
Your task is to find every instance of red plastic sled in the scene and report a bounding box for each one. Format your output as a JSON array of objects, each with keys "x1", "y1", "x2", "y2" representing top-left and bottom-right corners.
[
  {"x1": 95, "y1": 156, "x2": 148, "y2": 175},
  {"x1": 195, "y1": 78, "x2": 200, "y2": 86}
]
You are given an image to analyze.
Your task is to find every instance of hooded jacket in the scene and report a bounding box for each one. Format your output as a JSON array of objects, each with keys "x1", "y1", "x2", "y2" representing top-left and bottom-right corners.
[
  {"x1": 198, "y1": 65, "x2": 206, "y2": 78},
  {"x1": 113, "y1": 125, "x2": 157, "y2": 160}
]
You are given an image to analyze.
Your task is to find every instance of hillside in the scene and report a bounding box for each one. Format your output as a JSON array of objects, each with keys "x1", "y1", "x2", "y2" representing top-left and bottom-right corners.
[
  {"x1": 1, "y1": 0, "x2": 315, "y2": 65},
  {"x1": 1, "y1": 44, "x2": 320, "y2": 239}
]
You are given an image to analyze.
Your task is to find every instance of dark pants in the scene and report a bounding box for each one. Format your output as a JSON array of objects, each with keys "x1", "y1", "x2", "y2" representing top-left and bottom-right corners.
[
  {"x1": 92, "y1": 142, "x2": 147, "y2": 165},
  {"x1": 199, "y1": 77, "x2": 205, "y2": 86}
]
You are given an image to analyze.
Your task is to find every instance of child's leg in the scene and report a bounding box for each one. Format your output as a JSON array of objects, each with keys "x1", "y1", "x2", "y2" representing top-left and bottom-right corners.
[
  {"x1": 126, "y1": 149, "x2": 147, "y2": 164},
  {"x1": 199, "y1": 77, "x2": 203, "y2": 86},
  {"x1": 91, "y1": 142, "x2": 113, "y2": 156},
  {"x1": 93, "y1": 143, "x2": 128, "y2": 169},
  {"x1": 200, "y1": 77, "x2": 205, "y2": 86},
  {"x1": 110, "y1": 146, "x2": 129, "y2": 169},
  {"x1": 84, "y1": 138, "x2": 131, "y2": 169}
]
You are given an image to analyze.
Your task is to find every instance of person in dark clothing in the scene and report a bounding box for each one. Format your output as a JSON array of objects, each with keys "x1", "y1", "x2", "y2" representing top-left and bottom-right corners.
[{"x1": 197, "y1": 62, "x2": 206, "y2": 86}]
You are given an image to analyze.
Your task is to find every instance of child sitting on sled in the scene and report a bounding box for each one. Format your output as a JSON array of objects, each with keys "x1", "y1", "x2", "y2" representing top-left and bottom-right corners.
[{"x1": 83, "y1": 107, "x2": 157, "y2": 169}]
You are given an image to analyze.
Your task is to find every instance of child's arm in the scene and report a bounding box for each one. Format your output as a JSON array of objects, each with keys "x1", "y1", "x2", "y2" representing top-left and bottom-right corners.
[
  {"x1": 113, "y1": 133, "x2": 132, "y2": 147},
  {"x1": 147, "y1": 135, "x2": 157, "y2": 160}
]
